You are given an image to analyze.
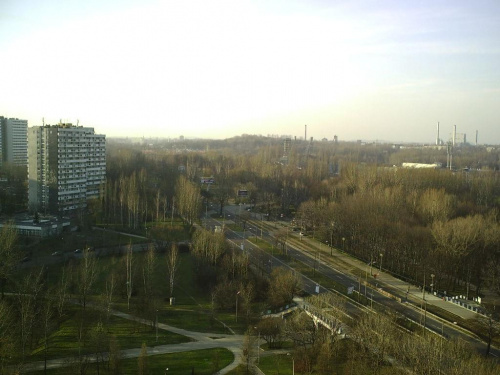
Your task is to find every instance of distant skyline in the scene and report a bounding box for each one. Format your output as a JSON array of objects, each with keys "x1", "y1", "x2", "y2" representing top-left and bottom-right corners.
[{"x1": 1, "y1": 0, "x2": 499, "y2": 144}]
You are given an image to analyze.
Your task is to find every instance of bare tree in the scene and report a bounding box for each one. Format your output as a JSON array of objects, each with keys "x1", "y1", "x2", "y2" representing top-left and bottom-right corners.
[
  {"x1": 256, "y1": 317, "x2": 284, "y2": 349},
  {"x1": 89, "y1": 322, "x2": 109, "y2": 375},
  {"x1": 0, "y1": 223, "x2": 19, "y2": 298},
  {"x1": 108, "y1": 336, "x2": 122, "y2": 375},
  {"x1": 142, "y1": 244, "x2": 157, "y2": 301},
  {"x1": 239, "y1": 281, "x2": 255, "y2": 322},
  {"x1": 55, "y1": 264, "x2": 71, "y2": 318},
  {"x1": 16, "y1": 268, "x2": 45, "y2": 360},
  {"x1": 137, "y1": 342, "x2": 148, "y2": 375},
  {"x1": 78, "y1": 248, "x2": 99, "y2": 309},
  {"x1": 175, "y1": 175, "x2": 201, "y2": 226},
  {"x1": 105, "y1": 271, "x2": 116, "y2": 322},
  {"x1": 42, "y1": 299, "x2": 54, "y2": 373},
  {"x1": 0, "y1": 299, "x2": 15, "y2": 372},
  {"x1": 155, "y1": 188, "x2": 161, "y2": 222},
  {"x1": 242, "y1": 329, "x2": 257, "y2": 374},
  {"x1": 268, "y1": 267, "x2": 302, "y2": 308},
  {"x1": 166, "y1": 244, "x2": 180, "y2": 301},
  {"x1": 126, "y1": 243, "x2": 133, "y2": 310}
]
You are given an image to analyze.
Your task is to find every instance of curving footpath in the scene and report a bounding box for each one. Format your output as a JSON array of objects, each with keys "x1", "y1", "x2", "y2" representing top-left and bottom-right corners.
[{"x1": 20, "y1": 309, "x2": 245, "y2": 374}]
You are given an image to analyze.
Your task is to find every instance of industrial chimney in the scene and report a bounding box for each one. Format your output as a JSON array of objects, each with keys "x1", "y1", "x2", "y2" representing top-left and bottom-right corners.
[{"x1": 436, "y1": 122, "x2": 440, "y2": 145}]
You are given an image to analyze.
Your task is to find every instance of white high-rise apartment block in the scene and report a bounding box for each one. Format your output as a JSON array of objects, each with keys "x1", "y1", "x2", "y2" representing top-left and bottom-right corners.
[
  {"x1": 1, "y1": 116, "x2": 28, "y2": 166},
  {"x1": 28, "y1": 123, "x2": 106, "y2": 214}
]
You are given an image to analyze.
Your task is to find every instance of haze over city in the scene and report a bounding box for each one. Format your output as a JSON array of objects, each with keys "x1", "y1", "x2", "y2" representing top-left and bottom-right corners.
[{"x1": 1, "y1": 0, "x2": 499, "y2": 144}]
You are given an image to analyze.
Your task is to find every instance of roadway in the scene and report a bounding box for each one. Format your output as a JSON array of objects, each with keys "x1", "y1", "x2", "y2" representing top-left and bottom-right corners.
[{"x1": 208, "y1": 204, "x2": 499, "y2": 358}]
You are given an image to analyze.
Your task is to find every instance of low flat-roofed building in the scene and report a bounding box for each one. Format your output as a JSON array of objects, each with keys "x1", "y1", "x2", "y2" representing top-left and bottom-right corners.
[{"x1": 0, "y1": 214, "x2": 70, "y2": 237}]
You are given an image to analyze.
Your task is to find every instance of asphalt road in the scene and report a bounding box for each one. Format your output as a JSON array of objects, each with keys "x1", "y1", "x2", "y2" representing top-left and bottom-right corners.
[{"x1": 213, "y1": 205, "x2": 499, "y2": 359}]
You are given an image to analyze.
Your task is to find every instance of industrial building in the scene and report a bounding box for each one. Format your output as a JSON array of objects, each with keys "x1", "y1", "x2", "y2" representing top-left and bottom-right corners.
[
  {"x1": 28, "y1": 123, "x2": 106, "y2": 214},
  {"x1": 0, "y1": 116, "x2": 28, "y2": 166}
]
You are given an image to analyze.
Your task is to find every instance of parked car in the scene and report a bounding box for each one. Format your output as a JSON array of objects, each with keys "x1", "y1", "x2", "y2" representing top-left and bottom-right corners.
[
  {"x1": 74, "y1": 249, "x2": 82, "y2": 254},
  {"x1": 52, "y1": 251, "x2": 62, "y2": 256}
]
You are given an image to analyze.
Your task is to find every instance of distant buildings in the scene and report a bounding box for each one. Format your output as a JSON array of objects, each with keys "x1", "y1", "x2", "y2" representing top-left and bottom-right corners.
[
  {"x1": 402, "y1": 162, "x2": 442, "y2": 169},
  {"x1": 28, "y1": 123, "x2": 106, "y2": 214},
  {"x1": 0, "y1": 116, "x2": 28, "y2": 166}
]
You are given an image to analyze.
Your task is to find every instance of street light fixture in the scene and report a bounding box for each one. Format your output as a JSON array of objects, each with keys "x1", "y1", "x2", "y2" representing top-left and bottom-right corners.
[
  {"x1": 254, "y1": 326, "x2": 260, "y2": 364},
  {"x1": 342, "y1": 237, "x2": 345, "y2": 252},
  {"x1": 235, "y1": 291, "x2": 240, "y2": 322},
  {"x1": 156, "y1": 309, "x2": 159, "y2": 342},
  {"x1": 379, "y1": 253, "x2": 383, "y2": 272},
  {"x1": 431, "y1": 274, "x2": 435, "y2": 294}
]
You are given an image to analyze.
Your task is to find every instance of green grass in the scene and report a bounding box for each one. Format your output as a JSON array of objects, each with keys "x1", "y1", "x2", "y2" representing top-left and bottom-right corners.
[
  {"x1": 257, "y1": 340, "x2": 404, "y2": 375},
  {"x1": 225, "y1": 364, "x2": 248, "y2": 374},
  {"x1": 31, "y1": 348, "x2": 234, "y2": 374},
  {"x1": 258, "y1": 354, "x2": 294, "y2": 375},
  {"x1": 29, "y1": 305, "x2": 191, "y2": 362},
  {"x1": 24, "y1": 228, "x2": 146, "y2": 259}
]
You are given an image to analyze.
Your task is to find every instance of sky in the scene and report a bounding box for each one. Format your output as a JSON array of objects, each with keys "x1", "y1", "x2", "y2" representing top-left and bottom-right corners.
[{"x1": 1, "y1": 0, "x2": 499, "y2": 144}]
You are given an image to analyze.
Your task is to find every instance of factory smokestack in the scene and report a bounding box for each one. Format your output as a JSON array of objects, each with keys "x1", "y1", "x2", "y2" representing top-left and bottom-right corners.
[
  {"x1": 453, "y1": 125, "x2": 457, "y2": 147},
  {"x1": 476, "y1": 130, "x2": 478, "y2": 145},
  {"x1": 436, "y1": 122, "x2": 440, "y2": 145},
  {"x1": 305, "y1": 124, "x2": 307, "y2": 141}
]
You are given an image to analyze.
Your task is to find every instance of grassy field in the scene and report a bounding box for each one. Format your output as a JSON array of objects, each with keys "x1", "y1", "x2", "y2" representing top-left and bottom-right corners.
[
  {"x1": 31, "y1": 348, "x2": 234, "y2": 375},
  {"x1": 29, "y1": 305, "x2": 191, "y2": 362},
  {"x1": 23, "y1": 228, "x2": 145, "y2": 259},
  {"x1": 257, "y1": 340, "x2": 403, "y2": 375},
  {"x1": 15, "y1": 246, "x2": 249, "y2": 362}
]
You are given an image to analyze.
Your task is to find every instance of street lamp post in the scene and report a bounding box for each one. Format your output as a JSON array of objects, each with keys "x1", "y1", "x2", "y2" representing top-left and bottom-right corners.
[
  {"x1": 379, "y1": 253, "x2": 383, "y2": 272},
  {"x1": 236, "y1": 291, "x2": 240, "y2": 322},
  {"x1": 431, "y1": 274, "x2": 435, "y2": 294},
  {"x1": 370, "y1": 260, "x2": 376, "y2": 276},
  {"x1": 156, "y1": 309, "x2": 159, "y2": 342},
  {"x1": 422, "y1": 271, "x2": 427, "y2": 333},
  {"x1": 254, "y1": 327, "x2": 260, "y2": 364},
  {"x1": 365, "y1": 260, "x2": 369, "y2": 298},
  {"x1": 260, "y1": 214, "x2": 263, "y2": 239},
  {"x1": 342, "y1": 237, "x2": 345, "y2": 252}
]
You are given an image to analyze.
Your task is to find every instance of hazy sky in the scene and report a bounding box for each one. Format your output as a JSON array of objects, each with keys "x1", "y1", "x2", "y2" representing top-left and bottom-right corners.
[{"x1": 1, "y1": 0, "x2": 499, "y2": 143}]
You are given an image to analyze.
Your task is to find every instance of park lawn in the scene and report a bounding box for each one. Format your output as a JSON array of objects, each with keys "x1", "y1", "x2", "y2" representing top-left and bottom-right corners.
[
  {"x1": 258, "y1": 354, "x2": 294, "y2": 375},
  {"x1": 91, "y1": 251, "x2": 248, "y2": 334},
  {"x1": 225, "y1": 364, "x2": 248, "y2": 374},
  {"x1": 148, "y1": 219, "x2": 193, "y2": 242},
  {"x1": 29, "y1": 305, "x2": 191, "y2": 362},
  {"x1": 257, "y1": 340, "x2": 404, "y2": 375},
  {"x1": 27, "y1": 228, "x2": 145, "y2": 258},
  {"x1": 31, "y1": 348, "x2": 234, "y2": 375}
]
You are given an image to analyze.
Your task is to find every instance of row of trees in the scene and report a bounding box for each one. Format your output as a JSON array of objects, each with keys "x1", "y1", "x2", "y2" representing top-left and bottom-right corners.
[
  {"x1": 94, "y1": 139, "x2": 499, "y2": 305},
  {"x1": 93, "y1": 138, "x2": 498, "y2": 236},
  {"x1": 295, "y1": 165, "x2": 500, "y2": 300}
]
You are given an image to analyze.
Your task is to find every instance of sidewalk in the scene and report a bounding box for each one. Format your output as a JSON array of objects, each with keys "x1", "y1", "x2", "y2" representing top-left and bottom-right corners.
[
  {"x1": 293, "y1": 233, "x2": 478, "y2": 320},
  {"x1": 21, "y1": 308, "x2": 245, "y2": 374}
]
